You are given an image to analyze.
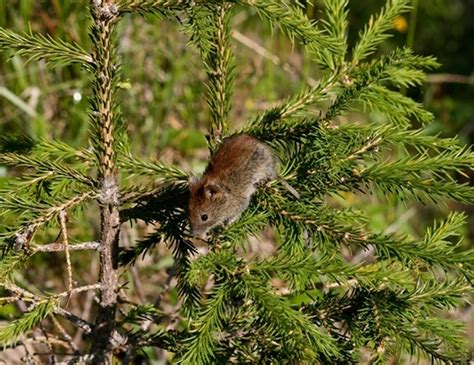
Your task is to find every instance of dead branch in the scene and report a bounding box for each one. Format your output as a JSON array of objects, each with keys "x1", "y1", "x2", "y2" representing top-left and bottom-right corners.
[
  {"x1": 59, "y1": 210, "x2": 73, "y2": 304},
  {"x1": 32, "y1": 241, "x2": 100, "y2": 253},
  {"x1": 426, "y1": 73, "x2": 474, "y2": 84}
]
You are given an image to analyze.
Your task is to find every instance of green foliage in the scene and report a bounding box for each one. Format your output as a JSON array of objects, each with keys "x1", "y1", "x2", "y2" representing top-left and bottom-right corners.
[
  {"x1": 180, "y1": 284, "x2": 229, "y2": 364},
  {"x1": 119, "y1": 154, "x2": 188, "y2": 183},
  {"x1": 0, "y1": 0, "x2": 472, "y2": 363},
  {"x1": 0, "y1": 254, "x2": 28, "y2": 283},
  {"x1": 0, "y1": 27, "x2": 92, "y2": 69},
  {"x1": 320, "y1": 0, "x2": 349, "y2": 69},
  {"x1": 352, "y1": 0, "x2": 411, "y2": 63},
  {"x1": 247, "y1": 0, "x2": 343, "y2": 61},
  {"x1": 0, "y1": 299, "x2": 57, "y2": 348}
]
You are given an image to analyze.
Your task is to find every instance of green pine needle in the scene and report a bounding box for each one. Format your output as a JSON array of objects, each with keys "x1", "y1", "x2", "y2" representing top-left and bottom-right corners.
[
  {"x1": 0, "y1": 27, "x2": 92, "y2": 69},
  {"x1": 352, "y1": 0, "x2": 411, "y2": 63},
  {"x1": 0, "y1": 299, "x2": 57, "y2": 348}
]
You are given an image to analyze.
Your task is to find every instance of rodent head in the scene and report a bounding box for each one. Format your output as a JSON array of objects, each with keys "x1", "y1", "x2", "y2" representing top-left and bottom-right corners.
[{"x1": 188, "y1": 177, "x2": 229, "y2": 238}]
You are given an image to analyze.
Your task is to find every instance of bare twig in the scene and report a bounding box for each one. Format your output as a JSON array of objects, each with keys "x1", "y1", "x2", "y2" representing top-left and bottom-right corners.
[
  {"x1": 50, "y1": 314, "x2": 80, "y2": 352},
  {"x1": 22, "y1": 335, "x2": 73, "y2": 349},
  {"x1": 426, "y1": 73, "x2": 474, "y2": 85},
  {"x1": 33, "y1": 242, "x2": 99, "y2": 253},
  {"x1": 55, "y1": 284, "x2": 101, "y2": 300},
  {"x1": 2, "y1": 282, "x2": 100, "y2": 307},
  {"x1": 59, "y1": 211, "x2": 73, "y2": 306},
  {"x1": 0, "y1": 296, "x2": 21, "y2": 304},
  {"x1": 55, "y1": 308, "x2": 93, "y2": 335},
  {"x1": 3, "y1": 282, "x2": 37, "y2": 302},
  {"x1": 14, "y1": 192, "x2": 97, "y2": 251}
]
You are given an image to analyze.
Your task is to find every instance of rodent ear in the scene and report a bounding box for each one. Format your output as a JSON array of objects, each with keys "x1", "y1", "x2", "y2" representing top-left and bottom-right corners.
[
  {"x1": 204, "y1": 184, "x2": 224, "y2": 198},
  {"x1": 188, "y1": 176, "x2": 198, "y2": 192}
]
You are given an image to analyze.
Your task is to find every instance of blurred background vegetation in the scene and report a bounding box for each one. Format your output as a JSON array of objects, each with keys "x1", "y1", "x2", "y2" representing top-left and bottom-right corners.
[{"x1": 0, "y1": 0, "x2": 473, "y2": 362}]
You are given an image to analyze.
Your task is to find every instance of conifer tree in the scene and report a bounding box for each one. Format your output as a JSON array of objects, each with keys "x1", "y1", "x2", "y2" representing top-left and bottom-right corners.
[{"x1": 0, "y1": 0, "x2": 473, "y2": 363}]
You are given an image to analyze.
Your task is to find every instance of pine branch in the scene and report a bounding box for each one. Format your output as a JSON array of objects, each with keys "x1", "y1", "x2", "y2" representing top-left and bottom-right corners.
[
  {"x1": 357, "y1": 149, "x2": 474, "y2": 203},
  {"x1": 1, "y1": 191, "x2": 96, "y2": 254},
  {"x1": 0, "y1": 135, "x2": 93, "y2": 164},
  {"x1": 242, "y1": 0, "x2": 343, "y2": 61},
  {"x1": 0, "y1": 299, "x2": 58, "y2": 348},
  {"x1": 119, "y1": 184, "x2": 191, "y2": 266},
  {"x1": 184, "y1": 6, "x2": 215, "y2": 56},
  {"x1": 87, "y1": 2, "x2": 122, "y2": 362},
  {"x1": 121, "y1": 185, "x2": 189, "y2": 225},
  {"x1": 119, "y1": 228, "x2": 165, "y2": 266},
  {"x1": 0, "y1": 188, "x2": 93, "y2": 221},
  {"x1": 250, "y1": 254, "x2": 413, "y2": 293},
  {"x1": 54, "y1": 308, "x2": 94, "y2": 335},
  {"x1": 250, "y1": 253, "x2": 343, "y2": 291},
  {"x1": 392, "y1": 318, "x2": 469, "y2": 363},
  {"x1": 33, "y1": 139, "x2": 94, "y2": 162},
  {"x1": 205, "y1": 3, "x2": 235, "y2": 146},
  {"x1": 384, "y1": 67, "x2": 426, "y2": 88},
  {"x1": 179, "y1": 285, "x2": 228, "y2": 364},
  {"x1": 117, "y1": 0, "x2": 219, "y2": 15},
  {"x1": 406, "y1": 277, "x2": 472, "y2": 310},
  {"x1": 304, "y1": 280, "x2": 471, "y2": 363},
  {"x1": 1, "y1": 0, "x2": 472, "y2": 362},
  {"x1": 325, "y1": 48, "x2": 438, "y2": 123},
  {"x1": 352, "y1": 0, "x2": 411, "y2": 63},
  {"x1": 0, "y1": 254, "x2": 28, "y2": 283},
  {"x1": 320, "y1": 0, "x2": 349, "y2": 69},
  {"x1": 211, "y1": 209, "x2": 269, "y2": 246},
  {"x1": 120, "y1": 304, "x2": 165, "y2": 325},
  {"x1": 365, "y1": 144, "x2": 474, "y2": 176},
  {"x1": 358, "y1": 85, "x2": 433, "y2": 125},
  {"x1": 323, "y1": 0, "x2": 349, "y2": 47},
  {"x1": 335, "y1": 124, "x2": 462, "y2": 153},
  {"x1": 240, "y1": 274, "x2": 341, "y2": 361},
  {"x1": 264, "y1": 197, "x2": 473, "y2": 279},
  {"x1": 265, "y1": 123, "x2": 472, "y2": 202},
  {"x1": 168, "y1": 229, "x2": 201, "y2": 315},
  {"x1": 118, "y1": 154, "x2": 188, "y2": 183},
  {"x1": 187, "y1": 248, "x2": 238, "y2": 287},
  {"x1": 370, "y1": 213, "x2": 474, "y2": 278},
  {"x1": 0, "y1": 153, "x2": 95, "y2": 188},
  {"x1": 245, "y1": 73, "x2": 338, "y2": 131},
  {"x1": 0, "y1": 27, "x2": 93, "y2": 68},
  {"x1": 120, "y1": 183, "x2": 199, "y2": 315}
]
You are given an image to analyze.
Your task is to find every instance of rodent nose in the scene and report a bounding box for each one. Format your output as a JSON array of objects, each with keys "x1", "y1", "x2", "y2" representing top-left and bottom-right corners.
[{"x1": 192, "y1": 228, "x2": 207, "y2": 240}]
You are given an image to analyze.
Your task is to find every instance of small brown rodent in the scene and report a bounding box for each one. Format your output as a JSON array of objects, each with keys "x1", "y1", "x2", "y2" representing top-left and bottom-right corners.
[{"x1": 188, "y1": 134, "x2": 298, "y2": 238}]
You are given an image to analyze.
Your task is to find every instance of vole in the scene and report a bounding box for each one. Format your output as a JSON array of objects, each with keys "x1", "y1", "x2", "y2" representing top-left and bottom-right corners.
[{"x1": 188, "y1": 134, "x2": 298, "y2": 238}]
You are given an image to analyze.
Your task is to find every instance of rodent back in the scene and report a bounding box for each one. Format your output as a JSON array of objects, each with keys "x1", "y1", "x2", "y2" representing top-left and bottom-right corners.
[
  {"x1": 189, "y1": 134, "x2": 278, "y2": 236},
  {"x1": 203, "y1": 135, "x2": 277, "y2": 192}
]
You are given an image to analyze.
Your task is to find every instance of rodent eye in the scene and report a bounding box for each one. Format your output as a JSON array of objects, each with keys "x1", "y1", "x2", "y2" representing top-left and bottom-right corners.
[{"x1": 201, "y1": 214, "x2": 208, "y2": 222}]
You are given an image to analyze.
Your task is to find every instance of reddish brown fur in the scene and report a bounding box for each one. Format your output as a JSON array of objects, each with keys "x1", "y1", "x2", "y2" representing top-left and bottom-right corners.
[{"x1": 188, "y1": 134, "x2": 277, "y2": 237}]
